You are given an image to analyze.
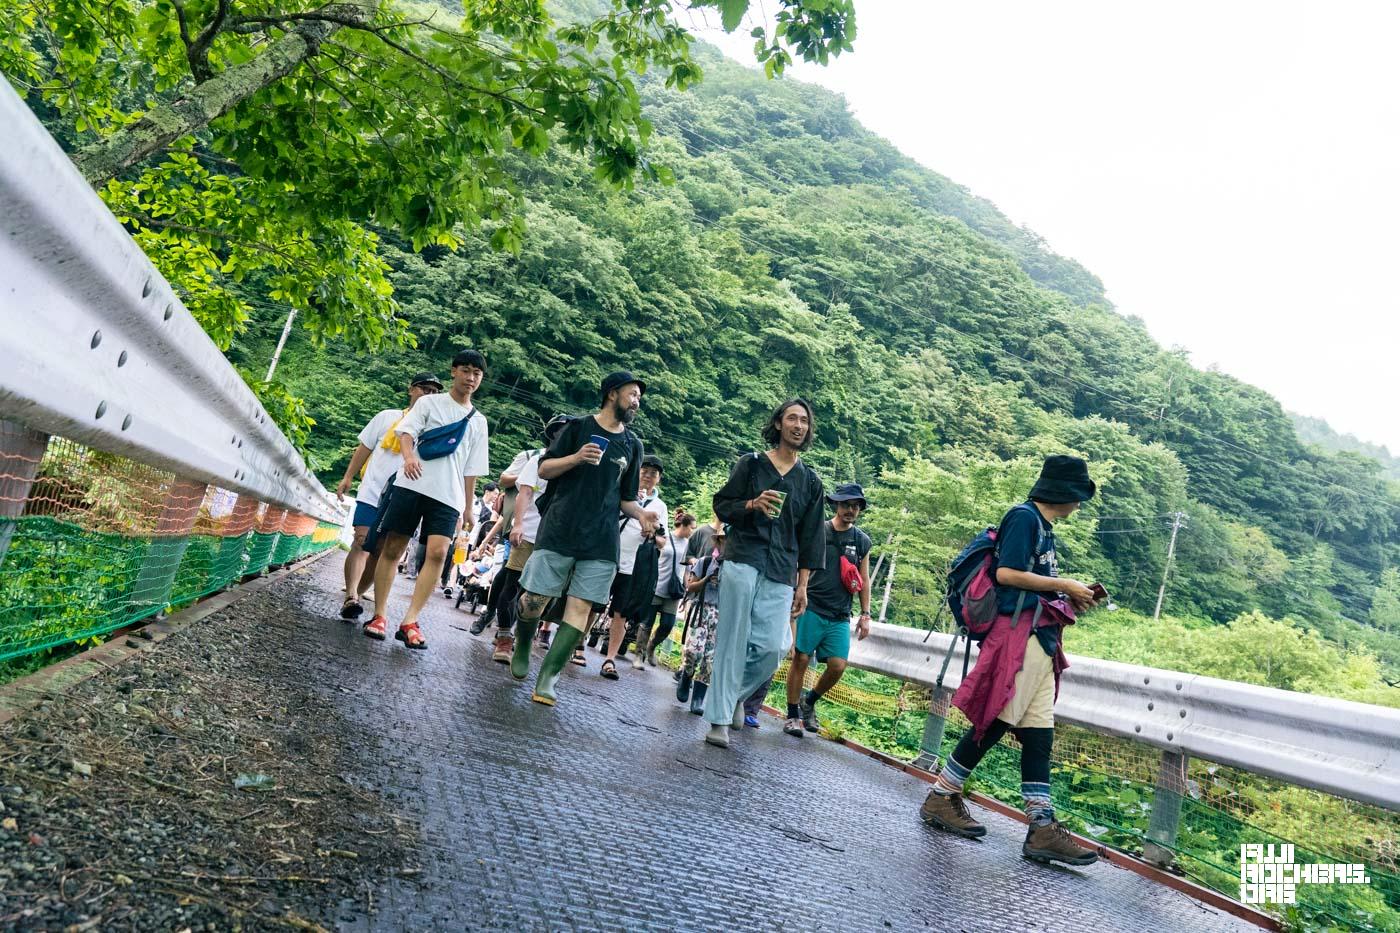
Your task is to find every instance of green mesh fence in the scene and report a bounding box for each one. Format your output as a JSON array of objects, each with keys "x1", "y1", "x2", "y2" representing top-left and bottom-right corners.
[
  {"x1": 653, "y1": 637, "x2": 1399, "y2": 931},
  {"x1": 0, "y1": 434, "x2": 340, "y2": 666}
]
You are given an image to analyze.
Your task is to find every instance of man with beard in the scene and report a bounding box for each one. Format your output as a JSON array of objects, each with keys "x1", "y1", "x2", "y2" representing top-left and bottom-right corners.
[
  {"x1": 703, "y1": 399, "x2": 826, "y2": 748},
  {"x1": 512, "y1": 372, "x2": 657, "y2": 705}
]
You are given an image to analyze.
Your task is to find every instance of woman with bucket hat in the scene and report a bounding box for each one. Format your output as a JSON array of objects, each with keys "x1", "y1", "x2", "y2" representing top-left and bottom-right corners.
[{"x1": 919, "y1": 455, "x2": 1104, "y2": 868}]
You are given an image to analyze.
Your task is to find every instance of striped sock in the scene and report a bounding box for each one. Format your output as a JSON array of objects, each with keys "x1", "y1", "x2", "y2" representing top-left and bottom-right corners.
[
  {"x1": 1022, "y1": 782, "x2": 1054, "y2": 825},
  {"x1": 933, "y1": 755, "x2": 972, "y2": 795}
]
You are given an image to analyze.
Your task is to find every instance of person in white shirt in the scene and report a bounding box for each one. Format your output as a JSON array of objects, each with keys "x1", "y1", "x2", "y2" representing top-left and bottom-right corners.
[
  {"x1": 600, "y1": 454, "x2": 668, "y2": 679},
  {"x1": 365, "y1": 350, "x2": 491, "y2": 649},
  {"x1": 334, "y1": 372, "x2": 443, "y2": 621},
  {"x1": 633, "y1": 511, "x2": 696, "y2": 669}
]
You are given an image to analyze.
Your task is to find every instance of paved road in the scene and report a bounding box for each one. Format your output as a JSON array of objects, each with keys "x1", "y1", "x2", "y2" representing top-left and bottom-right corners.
[{"x1": 288, "y1": 558, "x2": 1254, "y2": 932}]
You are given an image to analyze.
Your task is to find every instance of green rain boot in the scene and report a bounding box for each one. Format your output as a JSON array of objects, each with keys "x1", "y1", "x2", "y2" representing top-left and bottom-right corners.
[
  {"x1": 532, "y1": 624, "x2": 584, "y2": 706},
  {"x1": 510, "y1": 615, "x2": 539, "y2": 681}
]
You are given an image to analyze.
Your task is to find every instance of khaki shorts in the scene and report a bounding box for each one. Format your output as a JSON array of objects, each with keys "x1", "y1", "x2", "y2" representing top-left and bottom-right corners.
[
  {"x1": 651, "y1": 594, "x2": 680, "y2": 614},
  {"x1": 506, "y1": 539, "x2": 534, "y2": 573},
  {"x1": 998, "y1": 633, "x2": 1055, "y2": 729}
]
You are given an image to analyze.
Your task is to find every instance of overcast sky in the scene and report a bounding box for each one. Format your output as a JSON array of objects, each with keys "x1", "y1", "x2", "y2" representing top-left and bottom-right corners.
[{"x1": 695, "y1": 0, "x2": 1400, "y2": 454}]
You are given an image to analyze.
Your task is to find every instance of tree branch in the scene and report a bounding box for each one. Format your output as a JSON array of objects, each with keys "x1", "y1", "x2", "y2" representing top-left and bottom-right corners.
[
  {"x1": 71, "y1": 0, "x2": 378, "y2": 186},
  {"x1": 186, "y1": 0, "x2": 232, "y2": 82}
]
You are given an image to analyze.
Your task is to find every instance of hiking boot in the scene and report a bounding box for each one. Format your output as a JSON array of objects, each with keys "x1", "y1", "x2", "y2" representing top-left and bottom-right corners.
[
  {"x1": 1022, "y1": 821, "x2": 1099, "y2": 866},
  {"x1": 468, "y1": 614, "x2": 492, "y2": 636},
  {"x1": 783, "y1": 717, "x2": 805, "y2": 737},
  {"x1": 492, "y1": 634, "x2": 514, "y2": 664},
  {"x1": 688, "y1": 681, "x2": 708, "y2": 715},
  {"x1": 800, "y1": 698, "x2": 821, "y2": 733},
  {"x1": 919, "y1": 790, "x2": 987, "y2": 839}
]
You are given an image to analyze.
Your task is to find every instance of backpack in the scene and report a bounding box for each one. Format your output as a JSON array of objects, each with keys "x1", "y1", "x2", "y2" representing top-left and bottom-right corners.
[
  {"x1": 945, "y1": 502, "x2": 1046, "y2": 642},
  {"x1": 417, "y1": 406, "x2": 477, "y2": 460}
]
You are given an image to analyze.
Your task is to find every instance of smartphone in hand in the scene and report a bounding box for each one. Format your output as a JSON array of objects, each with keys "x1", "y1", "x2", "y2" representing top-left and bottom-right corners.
[{"x1": 1088, "y1": 582, "x2": 1109, "y2": 601}]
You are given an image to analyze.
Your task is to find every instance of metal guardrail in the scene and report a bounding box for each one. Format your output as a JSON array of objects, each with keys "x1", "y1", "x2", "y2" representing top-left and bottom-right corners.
[
  {"x1": 0, "y1": 80, "x2": 342, "y2": 525},
  {"x1": 849, "y1": 622, "x2": 1400, "y2": 812}
]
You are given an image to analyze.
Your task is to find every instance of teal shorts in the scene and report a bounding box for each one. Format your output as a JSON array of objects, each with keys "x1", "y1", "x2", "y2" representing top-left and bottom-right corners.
[
  {"x1": 519, "y1": 548, "x2": 617, "y2": 606},
  {"x1": 794, "y1": 608, "x2": 851, "y2": 662}
]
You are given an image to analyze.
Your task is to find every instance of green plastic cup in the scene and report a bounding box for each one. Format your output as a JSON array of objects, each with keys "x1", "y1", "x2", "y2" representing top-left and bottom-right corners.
[{"x1": 768, "y1": 489, "x2": 787, "y2": 518}]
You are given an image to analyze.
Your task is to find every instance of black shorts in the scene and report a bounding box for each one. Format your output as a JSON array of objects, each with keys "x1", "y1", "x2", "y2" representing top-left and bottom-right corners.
[
  {"x1": 378, "y1": 485, "x2": 459, "y2": 542},
  {"x1": 609, "y1": 572, "x2": 632, "y2": 612}
]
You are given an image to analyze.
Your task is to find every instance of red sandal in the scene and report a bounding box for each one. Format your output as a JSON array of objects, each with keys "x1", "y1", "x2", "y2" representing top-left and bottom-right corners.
[
  {"x1": 363, "y1": 616, "x2": 388, "y2": 640},
  {"x1": 395, "y1": 621, "x2": 427, "y2": 650}
]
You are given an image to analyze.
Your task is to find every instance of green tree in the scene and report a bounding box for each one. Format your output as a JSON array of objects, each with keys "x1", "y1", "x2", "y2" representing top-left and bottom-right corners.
[{"x1": 1372, "y1": 568, "x2": 1400, "y2": 633}]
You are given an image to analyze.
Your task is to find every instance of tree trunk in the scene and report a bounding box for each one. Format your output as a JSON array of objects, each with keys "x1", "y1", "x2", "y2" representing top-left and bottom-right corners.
[{"x1": 72, "y1": 1, "x2": 377, "y2": 186}]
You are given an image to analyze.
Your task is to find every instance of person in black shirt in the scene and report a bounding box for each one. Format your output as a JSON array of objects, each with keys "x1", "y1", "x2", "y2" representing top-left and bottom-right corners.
[
  {"x1": 703, "y1": 399, "x2": 826, "y2": 748},
  {"x1": 784, "y1": 483, "x2": 873, "y2": 738},
  {"x1": 513, "y1": 372, "x2": 656, "y2": 706}
]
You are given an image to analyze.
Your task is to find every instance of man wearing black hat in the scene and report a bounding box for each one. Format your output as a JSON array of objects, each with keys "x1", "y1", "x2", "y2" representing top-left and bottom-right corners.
[
  {"x1": 333, "y1": 372, "x2": 443, "y2": 620},
  {"x1": 920, "y1": 455, "x2": 1101, "y2": 867},
  {"x1": 783, "y1": 483, "x2": 873, "y2": 738},
  {"x1": 513, "y1": 371, "x2": 656, "y2": 706}
]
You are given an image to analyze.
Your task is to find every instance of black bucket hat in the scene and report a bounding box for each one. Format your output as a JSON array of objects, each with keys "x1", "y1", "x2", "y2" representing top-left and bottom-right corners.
[
  {"x1": 600, "y1": 370, "x2": 646, "y2": 402},
  {"x1": 826, "y1": 483, "x2": 868, "y2": 509},
  {"x1": 641, "y1": 454, "x2": 664, "y2": 475},
  {"x1": 1028, "y1": 455, "x2": 1096, "y2": 504},
  {"x1": 410, "y1": 371, "x2": 444, "y2": 391}
]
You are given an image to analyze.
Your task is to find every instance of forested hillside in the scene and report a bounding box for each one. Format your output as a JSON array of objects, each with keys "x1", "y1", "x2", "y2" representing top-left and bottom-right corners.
[
  {"x1": 1293, "y1": 413, "x2": 1400, "y2": 483},
  {"x1": 220, "y1": 41, "x2": 1400, "y2": 696}
]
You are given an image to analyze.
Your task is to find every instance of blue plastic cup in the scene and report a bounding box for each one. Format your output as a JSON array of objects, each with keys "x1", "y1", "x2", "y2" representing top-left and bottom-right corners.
[{"x1": 589, "y1": 434, "x2": 610, "y2": 458}]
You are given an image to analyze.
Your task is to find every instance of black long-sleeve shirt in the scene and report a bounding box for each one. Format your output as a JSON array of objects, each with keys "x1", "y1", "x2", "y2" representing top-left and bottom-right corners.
[{"x1": 712, "y1": 451, "x2": 826, "y2": 587}]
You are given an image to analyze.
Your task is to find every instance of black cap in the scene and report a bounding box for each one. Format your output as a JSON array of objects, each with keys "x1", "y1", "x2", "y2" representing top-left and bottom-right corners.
[
  {"x1": 410, "y1": 371, "x2": 444, "y2": 390},
  {"x1": 1028, "y1": 455, "x2": 1097, "y2": 504},
  {"x1": 600, "y1": 370, "x2": 646, "y2": 401},
  {"x1": 826, "y1": 483, "x2": 868, "y2": 508},
  {"x1": 641, "y1": 454, "x2": 663, "y2": 475}
]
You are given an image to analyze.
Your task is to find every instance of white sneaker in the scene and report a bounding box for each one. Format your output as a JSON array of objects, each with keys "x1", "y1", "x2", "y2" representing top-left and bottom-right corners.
[{"x1": 442, "y1": 585, "x2": 454, "y2": 599}]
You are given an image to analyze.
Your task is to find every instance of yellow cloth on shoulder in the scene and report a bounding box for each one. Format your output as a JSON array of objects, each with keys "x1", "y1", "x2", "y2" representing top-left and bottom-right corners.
[{"x1": 358, "y1": 409, "x2": 408, "y2": 478}]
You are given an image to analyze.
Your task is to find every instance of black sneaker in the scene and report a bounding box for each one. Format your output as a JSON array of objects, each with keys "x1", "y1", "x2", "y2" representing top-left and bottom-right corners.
[
  {"x1": 800, "y1": 698, "x2": 820, "y2": 733},
  {"x1": 468, "y1": 615, "x2": 492, "y2": 636}
]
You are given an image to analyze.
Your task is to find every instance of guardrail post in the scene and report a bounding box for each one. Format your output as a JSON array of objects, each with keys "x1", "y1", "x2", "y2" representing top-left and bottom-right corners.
[
  {"x1": 913, "y1": 687, "x2": 953, "y2": 773},
  {"x1": 129, "y1": 479, "x2": 209, "y2": 610},
  {"x1": 1143, "y1": 748, "x2": 1189, "y2": 867},
  {"x1": 0, "y1": 420, "x2": 49, "y2": 570}
]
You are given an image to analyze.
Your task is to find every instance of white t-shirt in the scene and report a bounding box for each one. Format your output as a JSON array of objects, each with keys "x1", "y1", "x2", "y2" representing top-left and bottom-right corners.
[
  {"x1": 618, "y1": 490, "x2": 667, "y2": 575},
  {"x1": 515, "y1": 453, "x2": 548, "y2": 544},
  {"x1": 356, "y1": 408, "x2": 406, "y2": 507},
  {"x1": 655, "y1": 530, "x2": 686, "y2": 597},
  {"x1": 390, "y1": 393, "x2": 490, "y2": 514}
]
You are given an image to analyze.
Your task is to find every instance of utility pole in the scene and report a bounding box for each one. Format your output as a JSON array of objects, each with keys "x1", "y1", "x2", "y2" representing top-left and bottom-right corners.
[
  {"x1": 265, "y1": 307, "x2": 298, "y2": 382},
  {"x1": 1153, "y1": 511, "x2": 1188, "y2": 621}
]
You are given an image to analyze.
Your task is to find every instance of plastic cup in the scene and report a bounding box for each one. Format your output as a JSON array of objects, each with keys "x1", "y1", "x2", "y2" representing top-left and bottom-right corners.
[
  {"x1": 767, "y1": 489, "x2": 787, "y2": 518},
  {"x1": 589, "y1": 434, "x2": 610, "y2": 453}
]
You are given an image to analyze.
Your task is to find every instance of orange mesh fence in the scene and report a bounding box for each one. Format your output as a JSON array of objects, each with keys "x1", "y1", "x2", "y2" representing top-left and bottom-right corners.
[{"x1": 0, "y1": 423, "x2": 339, "y2": 666}]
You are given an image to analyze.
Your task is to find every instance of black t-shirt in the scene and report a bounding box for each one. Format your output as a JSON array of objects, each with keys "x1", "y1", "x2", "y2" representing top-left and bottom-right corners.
[
  {"x1": 533, "y1": 416, "x2": 642, "y2": 563},
  {"x1": 805, "y1": 521, "x2": 873, "y2": 621},
  {"x1": 994, "y1": 501, "x2": 1060, "y2": 656}
]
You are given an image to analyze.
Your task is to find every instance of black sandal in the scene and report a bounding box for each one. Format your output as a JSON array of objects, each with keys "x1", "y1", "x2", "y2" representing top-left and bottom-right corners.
[
  {"x1": 571, "y1": 646, "x2": 587, "y2": 667},
  {"x1": 339, "y1": 598, "x2": 364, "y2": 621},
  {"x1": 600, "y1": 659, "x2": 619, "y2": 680}
]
